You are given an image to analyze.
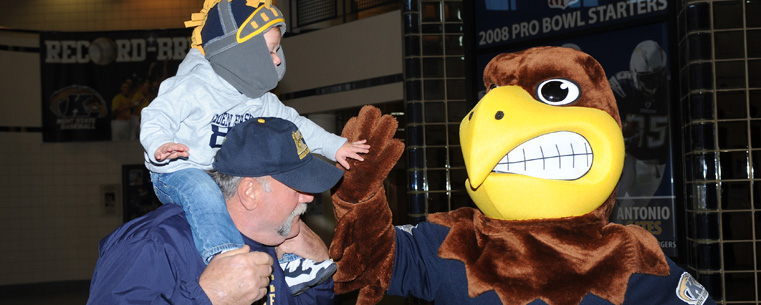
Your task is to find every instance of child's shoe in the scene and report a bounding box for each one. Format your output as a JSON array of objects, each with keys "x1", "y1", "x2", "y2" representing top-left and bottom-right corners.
[{"x1": 280, "y1": 257, "x2": 337, "y2": 295}]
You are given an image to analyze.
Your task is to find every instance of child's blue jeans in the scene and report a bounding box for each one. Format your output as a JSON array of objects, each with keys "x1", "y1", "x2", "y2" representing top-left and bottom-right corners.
[{"x1": 150, "y1": 168, "x2": 245, "y2": 264}]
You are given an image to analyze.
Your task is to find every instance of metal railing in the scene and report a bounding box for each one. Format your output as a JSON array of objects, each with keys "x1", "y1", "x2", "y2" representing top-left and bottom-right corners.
[{"x1": 289, "y1": 0, "x2": 399, "y2": 33}]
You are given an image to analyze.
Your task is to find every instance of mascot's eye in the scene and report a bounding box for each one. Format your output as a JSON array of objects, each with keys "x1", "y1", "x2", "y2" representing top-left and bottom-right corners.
[
  {"x1": 536, "y1": 79, "x2": 580, "y2": 106},
  {"x1": 489, "y1": 84, "x2": 499, "y2": 90}
]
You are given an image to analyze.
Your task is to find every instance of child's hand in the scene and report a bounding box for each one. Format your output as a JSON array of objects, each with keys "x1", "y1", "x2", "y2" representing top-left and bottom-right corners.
[
  {"x1": 155, "y1": 142, "x2": 190, "y2": 161},
  {"x1": 335, "y1": 140, "x2": 370, "y2": 170}
]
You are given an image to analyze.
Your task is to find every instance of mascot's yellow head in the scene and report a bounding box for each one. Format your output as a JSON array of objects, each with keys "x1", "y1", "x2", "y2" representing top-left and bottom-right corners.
[{"x1": 461, "y1": 46, "x2": 625, "y2": 221}]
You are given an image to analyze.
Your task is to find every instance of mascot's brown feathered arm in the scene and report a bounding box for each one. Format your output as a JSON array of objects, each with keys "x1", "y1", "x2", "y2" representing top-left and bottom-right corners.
[{"x1": 330, "y1": 105, "x2": 405, "y2": 305}]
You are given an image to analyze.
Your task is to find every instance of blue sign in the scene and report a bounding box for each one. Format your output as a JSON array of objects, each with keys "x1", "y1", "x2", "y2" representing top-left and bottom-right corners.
[{"x1": 475, "y1": 0, "x2": 669, "y2": 48}]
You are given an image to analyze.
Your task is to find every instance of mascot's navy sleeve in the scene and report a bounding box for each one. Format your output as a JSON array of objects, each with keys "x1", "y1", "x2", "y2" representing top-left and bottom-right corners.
[
  {"x1": 386, "y1": 222, "x2": 502, "y2": 304},
  {"x1": 86, "y1": 204, "x2": 334, "y2": 305},
  {"x1": 386, "y1": 222, "x2": 715, "y2": 305},
  {"x1": 618, "y1": 258, "x2": 717, "y2": 305}
]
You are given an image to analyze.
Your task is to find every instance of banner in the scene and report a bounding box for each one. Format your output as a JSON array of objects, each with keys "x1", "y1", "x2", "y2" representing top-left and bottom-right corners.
[
  {"x1": 41, "y1": 29, "x2": 191, "y2": 142},
  {"x1": 471, "y1": 0, "x2": 678, "y2": 256},
  {"x1": 475, "y1": 0, "x2": 669, "y2": 49}
]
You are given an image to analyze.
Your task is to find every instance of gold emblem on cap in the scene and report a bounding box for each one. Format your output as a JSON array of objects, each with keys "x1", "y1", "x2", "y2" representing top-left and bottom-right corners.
[
  {"x1": 292, "y1": 130, "x2": 310, "y2": 160},
  {"x1": 258, "y1": 118, "x2": 265, "y2": 123}
]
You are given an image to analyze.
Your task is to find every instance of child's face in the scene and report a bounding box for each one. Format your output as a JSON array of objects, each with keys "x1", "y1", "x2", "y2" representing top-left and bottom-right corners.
[{"x1": 264, "y1": 27, "x2": 282, "y2": 67}]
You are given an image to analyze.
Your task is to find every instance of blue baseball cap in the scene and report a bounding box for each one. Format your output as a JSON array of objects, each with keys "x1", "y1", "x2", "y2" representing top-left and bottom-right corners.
[{"x1": 213, "y1": 117, "x2": 343, "y2": 194}]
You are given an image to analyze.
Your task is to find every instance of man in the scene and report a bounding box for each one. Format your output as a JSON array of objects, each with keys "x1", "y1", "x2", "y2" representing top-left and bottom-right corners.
[
  {"x1": 87, "y1": 117, "x2": 343, "y2": 305},
  {"x1": 609, "y1": 40, "x2": 671, "y2": 204}
]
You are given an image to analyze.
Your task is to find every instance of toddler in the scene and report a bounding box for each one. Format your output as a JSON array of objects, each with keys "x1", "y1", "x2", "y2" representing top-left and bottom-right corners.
[{"x1": 140, "y1": 0, "x2": 368, "y2": 295}]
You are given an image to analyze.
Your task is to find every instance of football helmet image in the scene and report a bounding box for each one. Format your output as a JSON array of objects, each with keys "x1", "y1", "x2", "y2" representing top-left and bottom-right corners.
[{"x1": 629, "y1": 40, "x2": 667, "y2": 95}]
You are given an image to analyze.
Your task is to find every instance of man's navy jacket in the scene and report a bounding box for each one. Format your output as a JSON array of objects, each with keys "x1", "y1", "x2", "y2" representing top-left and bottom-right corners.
[{"x1": 87, "y1": 204, "x2": 334, "y2": 305}]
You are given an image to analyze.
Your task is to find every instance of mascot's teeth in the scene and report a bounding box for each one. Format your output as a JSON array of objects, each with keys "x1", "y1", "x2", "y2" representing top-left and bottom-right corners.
[{"x1": 493, "y1": 131, "x2": 592, "y2": 180}]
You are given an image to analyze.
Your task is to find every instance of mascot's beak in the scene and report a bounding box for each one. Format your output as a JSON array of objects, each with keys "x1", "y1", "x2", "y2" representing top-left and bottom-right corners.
[
  {"x1": 459, "y1": 86, "x2": 625, "y2": 220},
  {"x1": 462, "y1": 86, "x2": 551, "y2": 189}
]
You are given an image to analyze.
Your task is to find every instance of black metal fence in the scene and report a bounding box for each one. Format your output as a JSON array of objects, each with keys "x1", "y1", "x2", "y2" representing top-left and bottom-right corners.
[
  {"x1": 294, "y1": 0, "x2": 338, "y2": 28},
  {"x1": 291, "y1": 0, "x2": 399, "y2": 30}
]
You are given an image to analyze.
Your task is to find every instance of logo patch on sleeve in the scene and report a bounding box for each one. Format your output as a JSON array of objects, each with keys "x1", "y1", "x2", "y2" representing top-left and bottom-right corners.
[
  {"x1": 675, "y1": 272, "x2": 710, "y2": 305},
  {"x1": 396, "y1": 224, "x2": 418, "y2": 235}
]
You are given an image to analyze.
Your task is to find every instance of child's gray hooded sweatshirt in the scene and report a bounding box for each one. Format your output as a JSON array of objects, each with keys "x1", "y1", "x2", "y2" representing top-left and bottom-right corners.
[
  {"x1": 141, "y1": 1, "x2": 345, "y2": 174},
  {"x1": 140, "y1": 47, "x2": 345, "y2": 173}
]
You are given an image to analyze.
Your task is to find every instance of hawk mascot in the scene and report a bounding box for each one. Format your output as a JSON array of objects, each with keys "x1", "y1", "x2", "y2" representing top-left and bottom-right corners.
[{"x1": 329, "y1": 46, "x2": 715, "y2": 305}]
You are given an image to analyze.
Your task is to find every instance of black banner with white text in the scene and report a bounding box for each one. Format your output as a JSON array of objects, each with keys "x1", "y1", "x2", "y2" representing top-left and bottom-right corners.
[{"x1": 40, "y1": 29, "x2": 191, "y2": 142}]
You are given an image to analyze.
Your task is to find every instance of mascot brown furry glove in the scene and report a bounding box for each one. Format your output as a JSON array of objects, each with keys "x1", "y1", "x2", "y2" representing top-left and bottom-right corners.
[{"x1": 330, "y1": 105, "x2": 404, "y2": 304}]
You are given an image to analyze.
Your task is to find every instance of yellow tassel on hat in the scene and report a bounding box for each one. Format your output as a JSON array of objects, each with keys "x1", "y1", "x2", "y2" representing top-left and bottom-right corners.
[
  {"x1": 248, "y1": 0, "x2": 274, "y2": 9},
  {"x1": 184, "y1": 0, "x2": 223, "y2": 55}
]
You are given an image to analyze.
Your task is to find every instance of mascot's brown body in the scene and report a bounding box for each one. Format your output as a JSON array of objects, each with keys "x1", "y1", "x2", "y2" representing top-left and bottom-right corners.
[{"x1": 329, "y1": 47, "x2": 714, "y2": 305}]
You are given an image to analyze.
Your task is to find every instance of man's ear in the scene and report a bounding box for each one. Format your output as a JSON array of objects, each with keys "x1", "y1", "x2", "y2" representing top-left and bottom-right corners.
[{"x1": 238, "y1": 177, "x2": 259, "y2": 211}]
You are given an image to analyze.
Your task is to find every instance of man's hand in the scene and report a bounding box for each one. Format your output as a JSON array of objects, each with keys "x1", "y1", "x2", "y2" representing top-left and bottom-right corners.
[
  {"x1": 199, "y1": 246, "x2": 273, "y2": 305},
  {"x1": 276, "y1": 220, "x2": 329, "y2": 261},
  {"x1": 154, "y1": 142, "x2": 190, "y2": 161},
  {"x1": 335, "y1": 140, "x2": 370, "y2": 170}
]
